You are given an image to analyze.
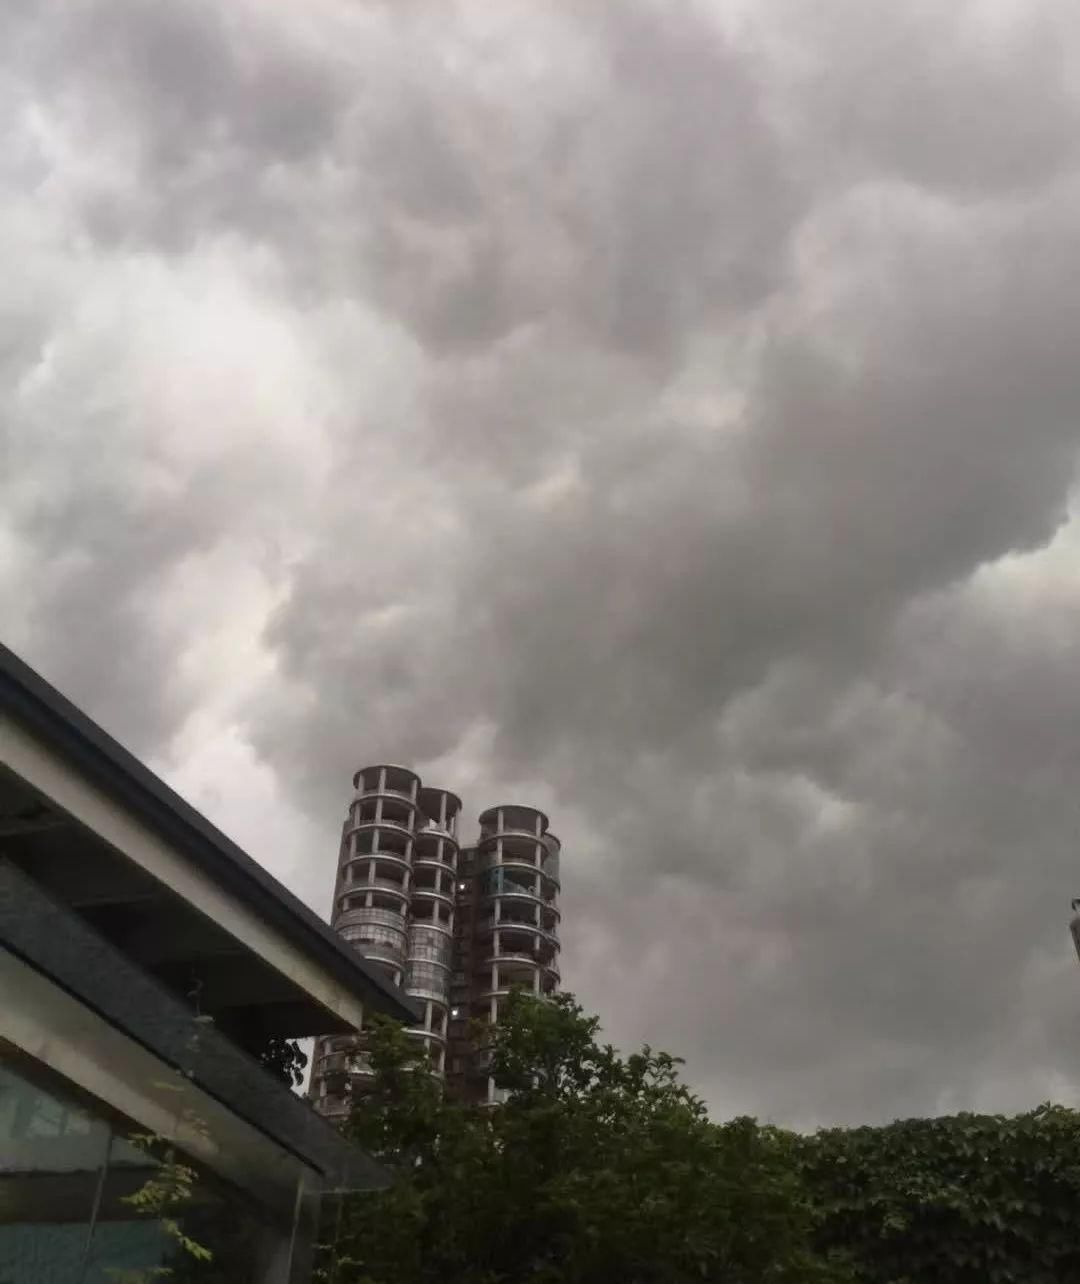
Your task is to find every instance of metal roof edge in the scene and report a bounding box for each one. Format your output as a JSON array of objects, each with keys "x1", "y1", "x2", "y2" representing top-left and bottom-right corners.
[{"x1": 0, "y1": 641, "x2": 421, "y2": 1027}]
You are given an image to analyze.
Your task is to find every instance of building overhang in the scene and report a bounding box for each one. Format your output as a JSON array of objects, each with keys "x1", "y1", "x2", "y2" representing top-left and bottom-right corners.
[
  {"x1": 1, "y1": 861, "x2": 389, "y2": 1207},
  {"x1": 0, "y1": 641, "x2": 422, "y2": 1034}
]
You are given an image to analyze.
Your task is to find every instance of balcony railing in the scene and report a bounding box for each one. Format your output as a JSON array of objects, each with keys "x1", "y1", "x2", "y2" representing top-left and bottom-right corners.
[
  {"x1": 345, "y1": 848, "x2": 411, "y2": 868},
  {"x1": 406, "y1": 982, "x2": 452, "y2": 1005},
  {"x1": 354, "y1": 785, "x2": 416, "y2": 803},
  {"x1": 319, "y1": 1034, "x2": 360, "y2": 1056},
  {"x1": 353, "y1": 940, "x2": 407, "y2": 964},
  {"x1": 483, "y1": 884, "x2": 543, "y2": 903},
  {"x1": 478, "y1": 852, "x2": 545, "y2": 874},
  {"x1": 487, "y1": 949, "x2": 541, "y2": 965},
  {"x1": 477, "y1": 914, "x2": 543, "y2": 933},
  {"x1": 351, "y1": 877, "x2": 409, "y2": 896},
  {"x1": 408, "y1": 939, "x2": 453, "y2": 967},
  {"x1": 413, "y1": 848, "x2": 457, "y2": 869},
  {"x1": 478, "y1": 825, "x2": 545, "y2": 843},
  {"x1": 335, "y1": 905, "x2": 408, "y2": 931},
  {"x1": 405, "y1": 1024, "x2": 445, "y2": 1037},
  {"x1": 416, "y1": 825, "x2": 459, "y2": 843},
  {"x1": 347, "y1": 818, "x2": 416, "y2": 844}
]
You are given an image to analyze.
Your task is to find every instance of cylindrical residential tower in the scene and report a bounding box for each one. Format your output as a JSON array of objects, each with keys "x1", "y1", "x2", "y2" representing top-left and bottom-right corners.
[
  {"x1": 313, "y1": 773, "x2": 564, "y2": 1118},
  {"x1": 311, "y1": 764, "x2": 421, "y2": 1121},
  {"x1": 336, "y1": 764, "x2": 421, "y2": 985},
  {"x1": 467, "y1": 803, "x2": 561, "y2": 1103},
  {"x1": 404, "y1": 786, "x2": 462, "y2": 1074}
]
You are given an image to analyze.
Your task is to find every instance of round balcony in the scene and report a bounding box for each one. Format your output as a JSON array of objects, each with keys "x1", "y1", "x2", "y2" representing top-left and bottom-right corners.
[
  {"x1": 407, "y1": 917, "x2": 453, "y2": 940},
  {"x1": 484, "y1": 946, "x2": 542, "y2": 968},
  {"x1": 483, "y1": 887, "x2": 545, "y2": 914},
  {"x1": 418, "y1": 785, "x2": 463, "y2": 836},
  {"x1": 406, "y1": 982, "x2": 452, "y2": 1008},
  {"x1": 478, "y1": 847, "x2": 541, "y2": 873},
  {"x1": 540, "y1": 835, "x2": 561, "y2": 887},
  {"x1": 407, "y1": 927, "x2": 453, "y2": 969},
  {"x1": 405, "y1": 956, "x2": 450, "y2": 981},
  {"x1": 343, "y1": 856, "x2": 411, "y2": 888},
  {"x1": 315, "y1": 1051, "x2": 350, "y2": 1077},
  {"x1": 318, "y1": 1034, "x2": 360, "y2": 1058},
  {"x1": 339, "y1": 914, "x2": 407, "y2": 944},
  {"x1": 491, "y1": 865, "x2": 559, "y2": 898},
  {"x1": 340, "y1": 938, "x2": 406, "y2": 972},
  {"x1": 532, "y1": 923, "x2": 560, "y2": 947},
  {"x1": 342, "y1": 850, "x2": 411, "y2": 881},
  {"x1": 361, "y1": 951, "x2": 404, "y2": 977},
  {"x1": 403, "y1": 1030, "x2": 447, "y2": 1075},
  {"x1": 489, "y1": 952, "x2": 542, "y2": 982},
  {"x1": 406, "y1": 955, "x2": 452, "y2": 1001},
  {"x1": 407, "y1": 980, "x2": 451, "y2": 1003},
  {"x1": 478, "y1": 803, "x2": 550, "y2": 840},
  {"x1": 413, "y1": 830, "x2": 459, "y2": 874},
  {"x1": 477, "y1": 985, "x2": 515, "y2": 1003},
  {"x1": 334, "y1": 904, "x2": 407, "y2": 931},
  {"x1": 483, "y1": 921, "x2": 546, "y2": 961},
  {"x1": 413, "y1": 857, "x2": 457, "y2": 886},
  {"x1": 405, "y1": 1029, "x2": 448, "y2": 1058},
  {"x1": 478, "y1": 827, "x2": 545, "y2": 854},
  {"x1": 415, "y1": 825, "x2": 458, "y2": 846},
  {"x1": 411, "y1": 905, "x2": 454, "y2": 934},
  {"x1": 345, "y1": 814, "x2": 417, "y2": 847},
  {"x1": 337, "y1": 880, "x2": 411, "y2": 913},
  {"x1": 353, "y1": 762, "x2": 420, "y2": 800},
  {"x1": 541, "y1": 902, "x2": 561, "y2": 929},
  {"x1": 476, "y1": 909, "x2": 543, "y2": 937},
  {"x1": 410, "y1": 883, "x2": 455, "y2": 909}
]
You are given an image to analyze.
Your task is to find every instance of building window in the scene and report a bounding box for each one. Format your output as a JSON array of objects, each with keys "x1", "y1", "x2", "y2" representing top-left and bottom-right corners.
[{"x1": 0, "y1": 1059, "x2": 271, "y2": 1283}]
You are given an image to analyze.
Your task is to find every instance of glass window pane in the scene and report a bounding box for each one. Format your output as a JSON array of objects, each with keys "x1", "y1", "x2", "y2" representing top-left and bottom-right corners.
[
  {"x1": 0, "y1": 1059, "x2": 113, "y2": 1281},
  {"x1": 0, "y1": 1060, "x2": 266, "y2": 1282}
]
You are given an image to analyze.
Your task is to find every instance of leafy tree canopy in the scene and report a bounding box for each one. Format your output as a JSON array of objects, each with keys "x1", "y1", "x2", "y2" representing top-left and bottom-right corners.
[
  {"x1": 320, "y1": 992, "x2": 846, "y2": 1284},
  {"x1": 316, "y1": 993, "x2": 1080, "y2": 1284}
]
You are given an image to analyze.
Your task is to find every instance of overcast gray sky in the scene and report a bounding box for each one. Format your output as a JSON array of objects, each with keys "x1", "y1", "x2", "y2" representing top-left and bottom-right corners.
[{"x1": 7, "y1": 0, "x2": 1080, "y2": 1129}]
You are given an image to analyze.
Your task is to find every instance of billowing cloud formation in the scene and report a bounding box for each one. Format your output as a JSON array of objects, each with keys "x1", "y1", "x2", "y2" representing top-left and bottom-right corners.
[{"x1": 6, "y1": 0, "x2": 1080, "y2": 1127}]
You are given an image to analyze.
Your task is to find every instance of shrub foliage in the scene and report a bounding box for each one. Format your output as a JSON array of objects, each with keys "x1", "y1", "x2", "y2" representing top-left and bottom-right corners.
[
  {"x1": 315, "y1": 992, "x2": 1080, "y2": 1284},
  {"x1": 798, "y1": 1104, "x2": 1080, "y2": 1283}
]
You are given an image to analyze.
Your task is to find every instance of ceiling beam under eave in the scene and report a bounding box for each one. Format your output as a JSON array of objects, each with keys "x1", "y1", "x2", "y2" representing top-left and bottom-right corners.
[
  {"x1": 214, "y1": 1000, "x2": 349, "y2": 1041},
  {"x1": 3, "y1": 842, "x2": 163, "y2": 911},
  {"x1": 0, "y1": 815, "x2": 69, "y2": 837}
]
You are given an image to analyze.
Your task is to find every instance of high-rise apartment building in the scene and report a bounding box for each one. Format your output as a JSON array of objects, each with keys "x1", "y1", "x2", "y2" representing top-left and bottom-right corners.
[{"x1": 310, "y1": 765, "x2": 561, "y2": 1117}]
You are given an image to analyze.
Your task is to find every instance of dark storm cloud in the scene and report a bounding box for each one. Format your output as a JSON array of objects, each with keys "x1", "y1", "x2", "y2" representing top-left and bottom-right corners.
[{"x1": 7, "y1": 0, "x2": 1080, "y2": 1127}]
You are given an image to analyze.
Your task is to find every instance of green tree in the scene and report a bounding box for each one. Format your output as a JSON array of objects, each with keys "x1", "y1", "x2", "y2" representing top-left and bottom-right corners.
[
  {"x1": 104, "y1": 1105, "x2": 267, "y2": 1284},
  {"x1": 319, "y1": 992, "x2": 847, "y2": 1284},
  {"x1": 797, "y1": 1104, "x2": 1080, "y2": 1284}
]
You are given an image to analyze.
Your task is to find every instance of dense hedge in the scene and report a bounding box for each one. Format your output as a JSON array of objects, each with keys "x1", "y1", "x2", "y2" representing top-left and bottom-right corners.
[{"x1": 798, "y1": 1104, "x2": 1080, "y2": 1283}]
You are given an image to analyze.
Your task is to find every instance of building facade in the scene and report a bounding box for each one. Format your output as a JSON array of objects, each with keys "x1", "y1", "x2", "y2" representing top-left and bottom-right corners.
[
  {"x1": 0, "y1": 645, "x2": 416, "y2": 1284},
  {"x1": 310, "y1": 768, "x2": 561, "y2": 1115}
]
